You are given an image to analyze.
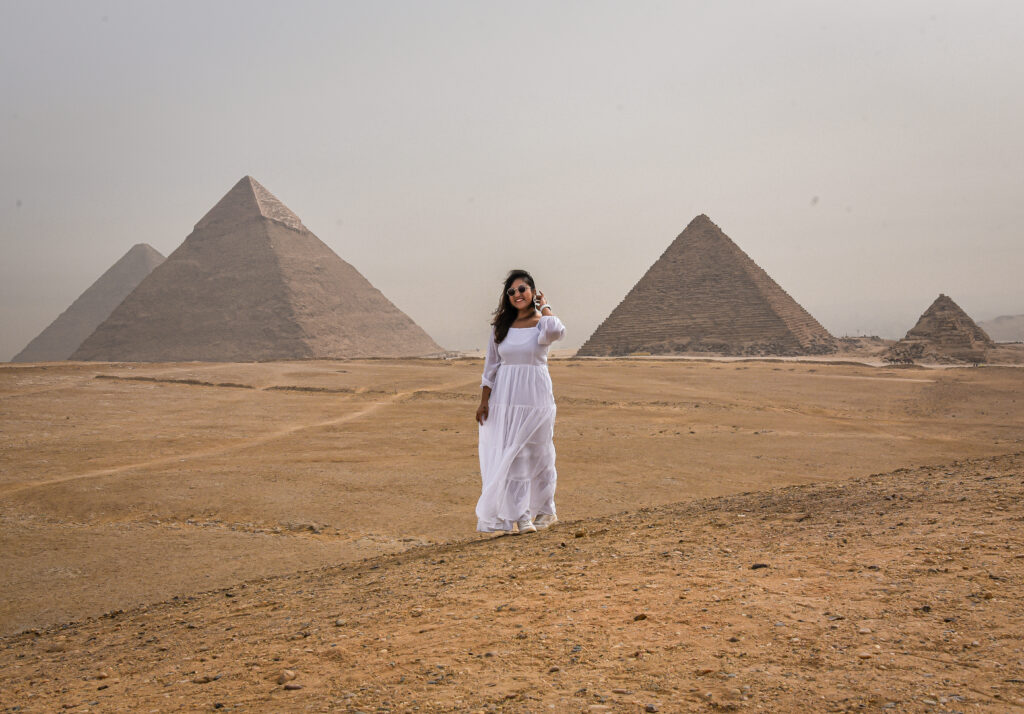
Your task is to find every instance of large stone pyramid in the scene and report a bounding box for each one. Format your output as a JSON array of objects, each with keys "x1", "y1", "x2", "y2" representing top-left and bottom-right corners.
[
  {"x1": 72, "y1": 177, "x2": 443, "y2": 362},
  {"x1": 887, "y1": 294, "x2": 993, "y2": 363},
  {"x1": 13, "y1": 244, "x2": 165, "y2": 362},
  {"x1": 577, "y1": 215, "x2": 837, "y2": 357}
]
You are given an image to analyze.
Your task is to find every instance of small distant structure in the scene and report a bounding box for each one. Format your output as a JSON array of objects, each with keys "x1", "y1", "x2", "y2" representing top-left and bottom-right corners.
[
  {"x1": 72, "y1": 176, "x2": 443, "y2": 362},
  {"x1": 576, "y1": 214, "x2": 837, "y2": 357},
  {"x1": 12, "y1": 244, "x2": 165, "y2": 362},
  {"x1": 886, "y1": 294, "x2": 993, "y2": 364}
]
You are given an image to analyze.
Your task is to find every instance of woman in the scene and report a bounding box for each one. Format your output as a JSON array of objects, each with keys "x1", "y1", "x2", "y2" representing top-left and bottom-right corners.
[{"x1": 475, "y1": 269, "x2": 565, "y2": 534}]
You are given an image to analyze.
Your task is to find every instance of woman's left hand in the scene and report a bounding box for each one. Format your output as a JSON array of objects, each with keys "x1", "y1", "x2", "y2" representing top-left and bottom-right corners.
[{"x1": 535, "y1": 291, "x2": 548, "y2": 311}]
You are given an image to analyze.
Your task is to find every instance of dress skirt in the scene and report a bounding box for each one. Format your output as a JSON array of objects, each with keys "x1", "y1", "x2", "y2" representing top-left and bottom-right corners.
[{"x1": 476, "y1": 363, "x2": 558, "y2": 532}]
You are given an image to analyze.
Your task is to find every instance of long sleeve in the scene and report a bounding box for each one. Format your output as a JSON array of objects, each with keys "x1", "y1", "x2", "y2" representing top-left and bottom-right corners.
[
  {"x1": 536, "y1": 315, "x2": 566, "y2": 346},
  {"x1": 481, "y1": 329, "x2": 501, "y2": 389}
]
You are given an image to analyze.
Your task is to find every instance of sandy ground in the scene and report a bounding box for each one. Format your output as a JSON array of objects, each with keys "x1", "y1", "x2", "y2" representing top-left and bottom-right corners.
[
  {"x1": 1, "y1": 357, "x2": 1023, "y2": 711},
  {"x1": 2, "y1": 453, "x2": 1023, "y2": 712}
]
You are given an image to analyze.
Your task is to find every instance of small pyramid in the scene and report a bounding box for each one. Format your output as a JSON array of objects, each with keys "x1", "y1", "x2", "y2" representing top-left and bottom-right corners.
[
  {"x1": 577, "y1": 215, "x2": 836, "y2": 356},
  {"x1": 12, "y1": 244, "x2": 165, "y2": 362},
  {"x1": 72, "y1": 177, "x2": 443, "y2": 362},
  {"x1": 887, "y1": 294, "x2": 993, "y2": 363}
]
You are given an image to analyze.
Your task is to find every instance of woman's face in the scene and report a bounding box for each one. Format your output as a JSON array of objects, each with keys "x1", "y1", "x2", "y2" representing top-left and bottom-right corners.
[{"x1": 506, "y1": 278, "x2": 534, "y2": 311}]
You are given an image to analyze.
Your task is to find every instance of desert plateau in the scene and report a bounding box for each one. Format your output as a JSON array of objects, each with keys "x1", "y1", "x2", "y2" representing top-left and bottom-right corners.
[{"x1": 1, "y1": 357, "x2": 1023, "y2": 712}]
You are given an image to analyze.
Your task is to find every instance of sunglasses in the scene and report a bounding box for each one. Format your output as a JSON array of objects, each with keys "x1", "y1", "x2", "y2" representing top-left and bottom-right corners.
[{"x1": 506, "y1": 285, "x2": 532, "y2": 296}]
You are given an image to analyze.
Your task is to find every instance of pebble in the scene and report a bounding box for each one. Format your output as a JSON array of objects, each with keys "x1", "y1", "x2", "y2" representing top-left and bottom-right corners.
[
  {"x1": 548, "y1": 666, "x2": 560, "y2": 673},
  {"x1": 856, "y1": 651, "x2": 872, "y2": 659},
  {"x1": 634, "y1": 614, "x2": 648, "y2": 621},
  {"x1": 858, "y1": 627, "x2": 872, "y2": 634},
  {"x1": 191, "y1": 674, "x2": 218, "y2": 684},
  {"x1": 751, "y1": 563, "x2": 770, "y2": 570},
  {"x1": 334, "y1": 619, "x2": 346, "y2": 627},
  {"x1": 284, "y1": 683, "x2": 303, "y2": 691},
  {"x1": 645, "y1": 705, "x2": 659, "y2": 713},
  {"x1": 277, "y1": 670, "x2": 297, "y2": 684}
]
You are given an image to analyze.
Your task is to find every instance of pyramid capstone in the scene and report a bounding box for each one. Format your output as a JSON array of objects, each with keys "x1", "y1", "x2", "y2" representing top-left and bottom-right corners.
[{"x1": 577, "y1": 215, "x2": 836, "y2": 357}]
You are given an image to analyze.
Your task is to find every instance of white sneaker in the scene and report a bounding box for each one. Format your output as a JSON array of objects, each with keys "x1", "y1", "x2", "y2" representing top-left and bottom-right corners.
[
  {"x1": 534, "y1": 514, "x2": 558, "y2": 530},
  {"x1": 516, "y1": 516, "x2": 537, "y2": 534}
]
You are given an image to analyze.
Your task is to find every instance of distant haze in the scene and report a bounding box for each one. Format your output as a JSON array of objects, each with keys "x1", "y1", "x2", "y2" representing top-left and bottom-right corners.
[{"x1": 2, "y1": 1, "x2": 1022, "y2": 359}]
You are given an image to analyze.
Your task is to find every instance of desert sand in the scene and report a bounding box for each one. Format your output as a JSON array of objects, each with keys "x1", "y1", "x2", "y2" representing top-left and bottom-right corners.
[{"x1": 1, "y1": 358, "x2": 1023, "y2": 711}]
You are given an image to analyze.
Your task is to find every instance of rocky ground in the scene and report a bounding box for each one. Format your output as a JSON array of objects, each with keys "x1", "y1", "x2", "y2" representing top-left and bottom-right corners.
[{"x1": 2, "y1": 452, "x2": 1022, "y2": 713}]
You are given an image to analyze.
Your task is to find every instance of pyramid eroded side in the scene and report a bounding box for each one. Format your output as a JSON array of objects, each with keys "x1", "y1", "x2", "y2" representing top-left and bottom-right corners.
[{"x1": 265, "y1": 221, "x2": 443, "y2": 358}]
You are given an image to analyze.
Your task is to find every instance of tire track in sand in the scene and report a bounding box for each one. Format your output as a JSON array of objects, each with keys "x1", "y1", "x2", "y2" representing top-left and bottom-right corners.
[{"x1": 1, "y1": 377, "x2": 478, "y2": 495}]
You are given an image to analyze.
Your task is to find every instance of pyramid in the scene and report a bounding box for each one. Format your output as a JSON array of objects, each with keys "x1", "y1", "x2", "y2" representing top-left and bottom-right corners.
[
  {"x1": 12, "y1": 244, "x2": 165, "y2": 362},
  {"x1": 887, "y1": 294, "x2": 993, "y2": 363},
  {"x1": 577, "y1": 215, "x2": 837, "y2": 357},
  {"x1": 71, "y1": 177, "x2": 443, "y2": 362}
]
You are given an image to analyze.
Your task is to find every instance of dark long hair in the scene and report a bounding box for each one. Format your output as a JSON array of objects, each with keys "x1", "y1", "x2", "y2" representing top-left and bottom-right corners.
[{"x1": 491, "y1": 269, "x2": 536, "y2": 344}]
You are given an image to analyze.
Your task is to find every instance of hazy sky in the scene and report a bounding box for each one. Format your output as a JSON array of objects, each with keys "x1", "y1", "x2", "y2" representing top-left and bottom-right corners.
[{"x1": 2, "y1": 1, "x2": 1022, "y2": 359}]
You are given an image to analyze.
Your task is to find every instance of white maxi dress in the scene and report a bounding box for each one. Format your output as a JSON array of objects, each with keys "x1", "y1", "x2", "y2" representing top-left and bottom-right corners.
[{"x1": 476, "y1": 315, "x2": 566, "y2": 532}]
